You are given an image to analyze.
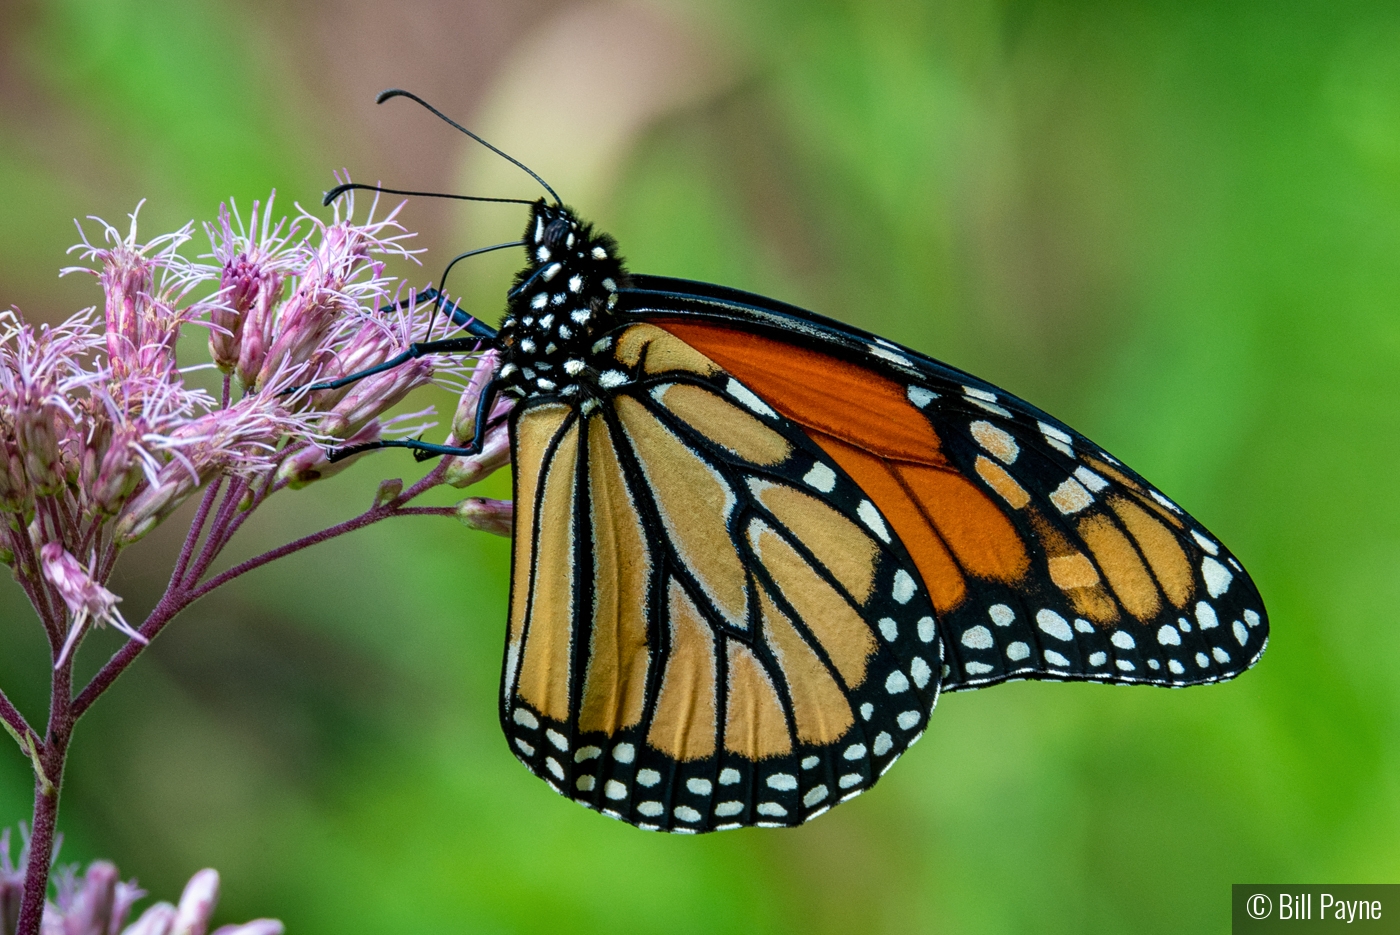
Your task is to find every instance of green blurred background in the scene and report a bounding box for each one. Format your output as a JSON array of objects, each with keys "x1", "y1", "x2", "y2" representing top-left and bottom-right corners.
[{"x1": 1, "y1": 0, "x2": 1397, "y2": 932}]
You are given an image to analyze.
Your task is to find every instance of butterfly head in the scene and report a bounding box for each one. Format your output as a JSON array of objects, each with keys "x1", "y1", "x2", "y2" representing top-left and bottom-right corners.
[{"x1": 496, "y1": 201, "x2": 632, "y2": 401}]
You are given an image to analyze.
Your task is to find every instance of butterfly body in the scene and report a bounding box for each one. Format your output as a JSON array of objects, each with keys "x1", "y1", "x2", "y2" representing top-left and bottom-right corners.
[
  {"x1": 487, "y1": 200, "x2": 1268, "y2": 834},
  {"x1": 495, "y1": 204, "x2": 631, "y2": 405}
]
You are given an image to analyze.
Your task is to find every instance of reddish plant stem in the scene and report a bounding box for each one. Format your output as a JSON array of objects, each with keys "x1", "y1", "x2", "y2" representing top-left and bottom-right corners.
[
  {"x1": 15, "y1": 656, "x2": 74, "y2": 935},
  {"x1": 10, "y1": 519, "x2": 61, "y2": 650},
  {"x1": 0, "y1": 689, "x2": 34, "y2": 747},
  {"x1": 170, "y1": 477, "x2": 224, "y2": 588},
  {"x1": 182, "y1": 477, "x2": 246, "y2": 588},
  {"x1": 72, "y1": 461, "x2": 453, "y2": 720}
]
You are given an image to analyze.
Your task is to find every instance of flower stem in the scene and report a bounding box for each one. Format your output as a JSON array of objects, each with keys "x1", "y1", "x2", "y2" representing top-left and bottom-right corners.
[
  {"x1": 72, "y1": 461, "x2": 454, "y2": 720},
  {"x1": 0, "y1": 689, "x2": 36, "y2": 752},
  {"x1": 15, "y1": 662, "x2": 74, "y2": 935},
  {"x1": 170, "y1": 476, "x2": 224, "y2": 587}
]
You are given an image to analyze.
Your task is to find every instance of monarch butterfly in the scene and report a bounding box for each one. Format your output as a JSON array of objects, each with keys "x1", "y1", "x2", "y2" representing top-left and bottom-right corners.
[{"x1": 330, "y1": 90, "x2": 1269, "y2": 834}]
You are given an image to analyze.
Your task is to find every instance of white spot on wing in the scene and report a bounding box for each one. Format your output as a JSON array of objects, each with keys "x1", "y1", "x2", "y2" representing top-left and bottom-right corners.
[
  {"x1": 907, "y1": 386, "x2": 937, "y2": 407},
  {"x1": 637, "y1": 769, "x2": 661, "y2": 787},
  {"x1": 803, "y1": 462, "x2": 837, "y2": 492},
  {"x1": 878, "y1": 618, "x2": 898, "y2": 641},
  {"x1": 1045, "y1": 650, "x2": 1070, "y2": 667},
  {"x1": 1191, "y1": 530, "x2": 1219, "y2": 555},
  {"x1": 715, "y1": 801, "x2": 744, "y2": 817},
  {"x1": 911, "y1": 656, "x2": 932, "y2": 688},
  {"x1": 857, "y1": 501, "x2": 891, "y2": 542},
  {"x1": 873, "y1": 732, "x2": 893, "y2": 755},
  {"x1": 605, "y1": 780, "x2": 627, "y2": 800},
  {"x1": 965, "y1": 661, "x2": 994, "y2": 675},
  {"x1": 1110, "y1": 630, "x2": 1136, "y2": 650},
  {"x1": 612, "y1": 742, "x2": 635, "y2": 763},
  {"x1": 892, "y1": 569, "x2": 916, "y2": 603},
  {"x1": 871, "y1": 345, "x2": 912, "y2": 367},
  {"x1": 1036, "y1": 609, "x2": 1074, "y2": 641},
  {"x1": 1006, "y1": 641, "x2": 1030, "y2": 661},
  {"x1": 804, "y1": 786, "x2": 829, "y2": 807},
  {"x1": 1150, "y1": 489, "x2": 1182, "y2": 513},
  {"x1": 885, "y1": 670, "x2": 910, "y2": 693},
  {"x1": 1202, "y1": 557, "x2": 1233, "y2": 597},
  {"x1": 757, "y1": 802, "x2": 787, "y2": 817},
  {"x1": 1233, "y1": 620, "x2": 1249, "y2": 646},
  {"x1": 1157, "y1": 625, "x2": 1181, "y2": 646},
  {"x1": 1196, "y1": 601, "x2": 1219, "y2": 630},
  {"x1": 896, "y1": 710, "x2": 921, "y2": 730},
  {"x1": 1073, "y1": 466, "x2": 1108, "y2": 492},
  {"x1": 989, "y1": 604, "x2": 1015, "y2": 626},
  {"x1": 512, "y1": 708, "x2": 538, "y2": 729},
  {"x1": 962, "y1": 625, "x2": 994, "y2": 649},
  {"x1": 637, "y1": 801, "x2": 664, "y2": 817},
  {"x1": 726, "y1": 378, "x2": 776, "y2": 417},
  {"x1": 674, "y1": 805, "x2": 702, "y2": 822},
  {"x1": 719, "y1": 768, "x2": 740, "y2": 785},
  {"x1": 844, "y1": 743, "x2": 866, "y2": 761},
  {"x1": 917, "y1": 617, "x2": 935, "y2": 642},
  {"x1": 1089, "y1": 652, "x2": 1107, "y2": 666}
]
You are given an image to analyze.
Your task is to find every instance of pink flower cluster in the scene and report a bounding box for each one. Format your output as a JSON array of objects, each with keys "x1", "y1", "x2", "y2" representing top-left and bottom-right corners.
[
  {"x1": 0, "y1": 189, "x2": 510, "y2": 671},
  {"x1": 2, "y1": 828, "x2": 279, "y2": 935}
]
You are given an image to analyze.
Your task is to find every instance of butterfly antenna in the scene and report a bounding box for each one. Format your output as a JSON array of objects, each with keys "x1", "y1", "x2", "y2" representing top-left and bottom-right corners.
[
  {"x1": 377, "y1": 88, "x2": 562, "y2": 205},
  {"x1": 323, "y1": 182, "x2": 535, "y2": 207},
  {"x1": 425, "y1": 239, "x2": 526, "y2": 338}
]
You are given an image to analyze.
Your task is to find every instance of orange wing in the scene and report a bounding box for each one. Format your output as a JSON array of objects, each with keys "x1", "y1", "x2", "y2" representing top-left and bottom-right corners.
[{"x1": 651, "y1": 316, "x2": 1267, "y2": 691}]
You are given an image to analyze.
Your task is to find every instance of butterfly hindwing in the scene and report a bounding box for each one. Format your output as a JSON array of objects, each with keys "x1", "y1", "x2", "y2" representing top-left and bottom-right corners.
[
  {"x1": 501, "y1": 324, "x2": 943, "y2": 833},
  {"x1": 617, "y1": 275, "x2": 1269, "y2": 693}
]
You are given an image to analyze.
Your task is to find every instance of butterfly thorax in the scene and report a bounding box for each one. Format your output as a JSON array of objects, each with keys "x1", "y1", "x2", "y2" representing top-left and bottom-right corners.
[{"x1": 496, "y1": 201, "x2": 632, "y2": 403}]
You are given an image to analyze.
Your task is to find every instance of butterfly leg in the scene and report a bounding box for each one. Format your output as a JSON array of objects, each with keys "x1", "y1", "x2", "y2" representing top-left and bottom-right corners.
[{"x1": 326, "y1": 378, "x2": 507, "y2": 463}]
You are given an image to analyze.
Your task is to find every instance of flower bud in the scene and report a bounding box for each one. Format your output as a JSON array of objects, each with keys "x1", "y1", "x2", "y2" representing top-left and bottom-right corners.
[
  {"x1": 171, "y1": 868, "x2": 219, "y2": 935},
  {"x1": 454, "y1": 497, "x2": 514, "y2": 537},
  {"x1": 210, "y1": 921, "x2": 285, "y2": 935},
  {"x1": 16, "y1": 396, "x2": 66, "y2": 496},
  {"x1": 442, "y1": 418, "x2": 511, "y2": 489},
  {"x1": 251, "y1": 286, "x2": 344, "y2": 393},
  {"x1": 62, "y1": 860, "x2": 119, "y2": 935},
  {"x1": 373, "y1": 477, "x2": 403, "y2": 508},
  {"x1": 125, "y1": 902, "x2": 177, "y2": 935},
  {"x1": 275, "y1": 422, "x2": 381, "y2": 489},
  {"x1": 318, "y1": 357, "x2": 432, "y2": 440},
  {"x1": 214, "y1": 253, "x2": 284, "y2": 375},
  {"x1": 449, "y1": 350, "x2": 502, "y2": 443},
  {"x1": 0, "y1": 438, "x2": 31, "y2": 514},
  {"x1": 92, "y1": 427, "x2": 147, "y2": 515},
  {"x1": 112, "y1": 468, "x2": 200, "y2": 545}
]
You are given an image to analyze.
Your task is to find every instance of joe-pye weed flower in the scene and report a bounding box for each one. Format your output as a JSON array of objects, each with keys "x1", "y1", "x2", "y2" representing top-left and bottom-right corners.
[{"x1": 0, "y1": 188, "x2": 516, "y2": 935}]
